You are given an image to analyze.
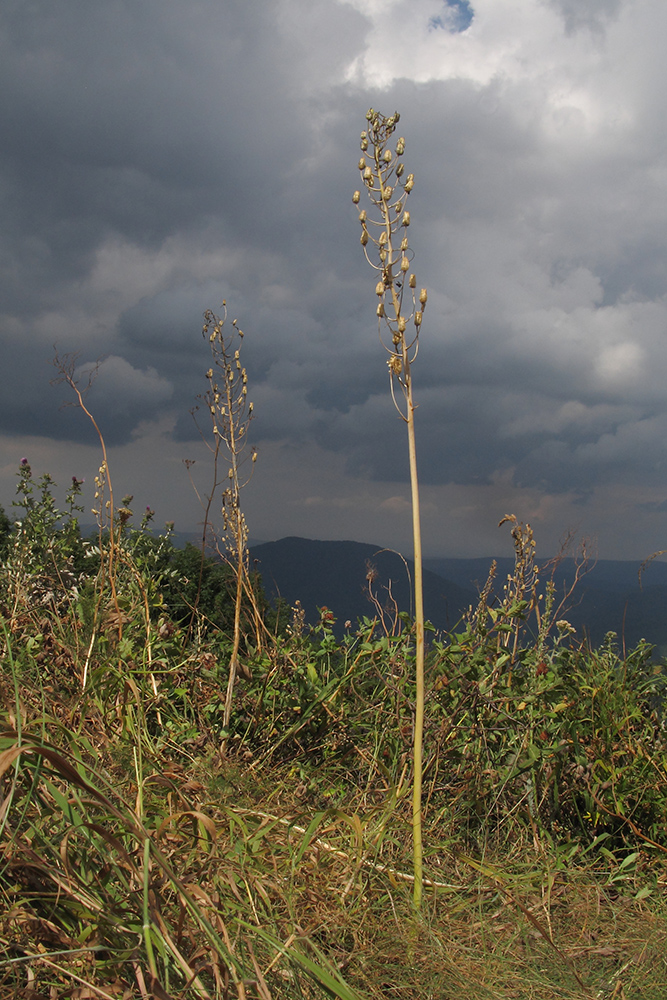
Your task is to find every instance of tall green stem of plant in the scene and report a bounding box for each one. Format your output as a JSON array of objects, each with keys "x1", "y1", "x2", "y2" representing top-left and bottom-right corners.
[{"x1": 354, "y1": 109, "x2": 427, "y2": 911}]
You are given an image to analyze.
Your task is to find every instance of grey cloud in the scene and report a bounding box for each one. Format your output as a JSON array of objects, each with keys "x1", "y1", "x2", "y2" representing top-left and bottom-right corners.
[{"x1": 3, "y1": 0, "x2": 667, "y2": 558}]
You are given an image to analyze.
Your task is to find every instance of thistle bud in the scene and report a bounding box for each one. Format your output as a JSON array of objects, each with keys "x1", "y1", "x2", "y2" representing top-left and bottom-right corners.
[
  {"x1": 402, "y1": 211, "x2": 410, "y2": 227},
  {"x1": 353, "y1": 190, "x2": 361, "y2": 204},
  {"x1": 360, "y1": 230, "x2": 369, "y2": 246},
  {"x1": 415, "y1": 311, "x2": 423, "y2": 326},
  {"x1": 409, "y1": 274, "x2": 416, "y2": 288},
  {"x1": 400, "y1": 256, "x2": 409, "y2": 272},
  {"x1": 375, "y1": 281, "x2": 384, "y2": 296},
  {"x1": 419, "y1": 288, "x2": 428, "y2": 305}
]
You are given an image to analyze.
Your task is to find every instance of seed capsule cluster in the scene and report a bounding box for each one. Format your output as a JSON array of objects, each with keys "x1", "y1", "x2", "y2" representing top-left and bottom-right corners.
[
  {"x1": 199, "y1": 304, "x2": 257, "y2": 558},
  {"x1": 354, "y1": 109, "x2": 427, "y2": 399}
]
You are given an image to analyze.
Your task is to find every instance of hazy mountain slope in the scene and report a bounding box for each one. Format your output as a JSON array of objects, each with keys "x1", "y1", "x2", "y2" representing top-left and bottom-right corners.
[{"x1": 250, "y1": 537, "x2": 476, "y2": 633}]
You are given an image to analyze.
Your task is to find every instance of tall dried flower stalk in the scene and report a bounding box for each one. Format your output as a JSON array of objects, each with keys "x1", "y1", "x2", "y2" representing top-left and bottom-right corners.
[
  {"x1": 196, "y1": 306, "x2": 257, "y2": 742},
  {"x1": 354, "y1": 109, "x2": 427, "y2": 912}
]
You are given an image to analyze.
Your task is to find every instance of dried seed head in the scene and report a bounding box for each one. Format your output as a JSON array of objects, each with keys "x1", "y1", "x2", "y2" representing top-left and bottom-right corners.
[
  {"x1": 419, "y1": 287, "x2": 428, "y2": 305},
  {"x1": 388, "y1": 355, "x2": 402, "y2": 375},
  {"x1": 353, "y1": 189, "x2": 361, "y2": 204}
]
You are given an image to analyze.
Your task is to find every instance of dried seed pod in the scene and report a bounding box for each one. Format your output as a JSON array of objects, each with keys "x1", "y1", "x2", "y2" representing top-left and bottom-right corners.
[
  {"x1": 353, "y1": 190, "x2": 361, "y2": 204},
  {"x1": 409, "y1": 274, "x2": 416, "y2": 288},
  {"x1": 375, "y1": 281, "x2": 384, "y2": 296},
  {"x1": 415, "y1": 311, "x2": 423, "y2": 326},
  {"x1": 402, "y1": 211, "x2": 410, "y2": 226},
  {"x1": 361, "y1": 230, "x2": 369, "y2": 246},
  {"x1": 400, "y1": 256, "x2": 410, "y2": 272},
  {"x1": 419, "y1": 288, "x2": 428, "y2": 305}
]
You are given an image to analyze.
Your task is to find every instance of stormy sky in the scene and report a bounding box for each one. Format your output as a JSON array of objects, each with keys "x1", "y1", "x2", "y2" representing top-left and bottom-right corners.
[{"x1": 2, "y1": 0, "x2": 667, "y2": 560}]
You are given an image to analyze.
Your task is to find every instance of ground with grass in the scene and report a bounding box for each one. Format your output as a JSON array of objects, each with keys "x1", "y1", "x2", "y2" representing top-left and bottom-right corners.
[{"x1": 1, "y1": 468, "x2": 667, "y2": 999}]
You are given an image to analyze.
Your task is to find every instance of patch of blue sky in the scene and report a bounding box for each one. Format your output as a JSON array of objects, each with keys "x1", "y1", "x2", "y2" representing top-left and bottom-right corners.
[{"x1": 429, "y1": 0, "x2": 474, "y2": 33}]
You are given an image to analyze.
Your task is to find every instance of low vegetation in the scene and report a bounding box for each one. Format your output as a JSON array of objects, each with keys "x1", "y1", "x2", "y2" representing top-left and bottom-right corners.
[
  {"x1": 2, "y1": 456, "x2": 667, "y2": 999},
  {"x1": 2, "y1": 110, "x2": 667, "y2": 998}
]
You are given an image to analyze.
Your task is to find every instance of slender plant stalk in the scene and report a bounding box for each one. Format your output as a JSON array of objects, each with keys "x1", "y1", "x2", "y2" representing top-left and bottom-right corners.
[
  {"x1": 196, "y1": 307, "x2": 257, "y2": 744},
  {"x1": 354, "y1": 109, "x2": 427, "y2": 911},
  {"x1": 51, "y1": 354, "x2": 124, "y2": 658}
]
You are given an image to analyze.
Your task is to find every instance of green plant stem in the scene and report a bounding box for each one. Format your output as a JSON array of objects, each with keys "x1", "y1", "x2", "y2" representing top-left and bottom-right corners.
[
  {"x1": 406, "y1": 386, "x2": 424, "y2": 912},
  {"x1": 384, "y1": 161, "x2": 425, "y2": 915}
]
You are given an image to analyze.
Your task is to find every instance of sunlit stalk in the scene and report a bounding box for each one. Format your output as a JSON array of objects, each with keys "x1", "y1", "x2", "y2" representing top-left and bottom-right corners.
[{"x1": 354, "y1": 108, "x2": 427, "y2": 911}]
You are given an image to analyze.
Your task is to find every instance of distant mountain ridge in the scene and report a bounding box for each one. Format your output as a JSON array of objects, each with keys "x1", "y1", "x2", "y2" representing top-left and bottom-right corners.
[
  {"x1": 249, "y1": 537, "x2": 475, "y2": 634},
  {"x1": 249, "y1": 537, "x2": 667, "y2": 654}
]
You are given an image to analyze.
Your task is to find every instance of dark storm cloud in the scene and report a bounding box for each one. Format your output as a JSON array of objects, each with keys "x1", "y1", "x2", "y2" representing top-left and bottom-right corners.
[{"x1": 3, "y1": 0, "x2": 667, "y2": 558}]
